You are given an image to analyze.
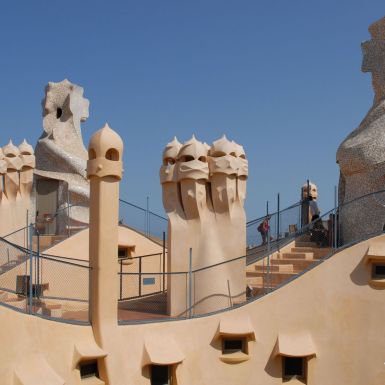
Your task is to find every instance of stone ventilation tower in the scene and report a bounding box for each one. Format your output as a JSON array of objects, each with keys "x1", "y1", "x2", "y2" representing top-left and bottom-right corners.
[
  {"x1": 0, "y1": 140, "x2": 35, "y2": 240},
  {"x1": 3, "y1": 140, "x2": 22, "y2": 203},
  {"x1": 35, "y1": 79, "x2": 90, "y2": 232},
  {"x1": 160, "y1": 134, "x2": 248, "y2": 316},
  {"x1": 19, "y1": 139, "x2": 35, "y2": 198},
  {"x1": 337, "y1": 15, "x2": 385, "y2": 242},
  {"x1": 300, "y1": 181, "x2": 318, "y2": 227},
  {"x1": 87, "y1": 123, "x2": 123, "y2": 383},
  {"x1": 0, "y1": 149, "x2": 5, "y2": 199}
]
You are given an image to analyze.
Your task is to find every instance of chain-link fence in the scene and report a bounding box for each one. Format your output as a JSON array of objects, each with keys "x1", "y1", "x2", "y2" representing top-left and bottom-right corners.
[
  {"x1": 1, "y1": 227, "x2": 29, "y2": 251},
  {"x1": 0, "y1": 230, "x2": 90, "y2": 324},
  {"x1": 118, "y1": 272, "x2": 187, "y2": 322},
  {"x1": 33, "y1": 254, "x2": 90, "y2": 323},
  {"x1": 118, "y1": 190, "x2": 385, "y2": 324},
  {"x1": 119, "y1": 252, "x2": 166, "y2": 300},
  {"x1": 2, "y1": 202, "x2": 89, "y2": 252},
  {"x1": 4, "y1": 198, "x2": 168, "y2": 252},
  {"x1": 117, "y1": 254, "x2": 247, "y2": 323},
  {"x1": 2, "y1": 190, "x2": 385, "y2": 325}
]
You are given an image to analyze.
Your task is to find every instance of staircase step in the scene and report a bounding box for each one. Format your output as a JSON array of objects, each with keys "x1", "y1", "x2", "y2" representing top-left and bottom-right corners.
[
  {"x1": 291, "y1": 247, "x2": 316, "y2": 253},
  {"x1": 247, "y1": 271, "x2": 297, "y2": 285},
  {"x1": 247, "y1": 277, "x2": 263, "y2": 286},
  {"x1": 314, "y1": 248, "x2": 332, "y2": 258},
  {"x1": 271, "y1": 258, "x2": 316, "y2": 272},
  {"x1": 253, "y1": 264, "x2": 294, "y2": 273},
  {"x1": 295, "y1": 241, "x2": 318, "y2": 247},
  {"x1": 297, "y1": 234, "x2": 312, "y2": 241},
  {"x1": 291, "y1": 246, "x2": 332, "y2": 258},
  {"x1": 280, "y1": 252, "x2": 315, "y2": 260},
  {"x1": 246, "y1": 265, "x2": 258, "y2": 273}
]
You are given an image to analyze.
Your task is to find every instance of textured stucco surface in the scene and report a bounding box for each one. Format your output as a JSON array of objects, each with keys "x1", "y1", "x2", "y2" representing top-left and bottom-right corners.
[
  {"x1": 34, "y1": 79, "x2": 91, "y2": 228},
  {"x1": 160, "y1": 135, "x2": 248, "y2": 316},
  {"x1": 337, "y1": 16, "x2": 385, "y2": 243},
  {"x1": 0, "y1": 234, "x2": 384, "y2": 384}
]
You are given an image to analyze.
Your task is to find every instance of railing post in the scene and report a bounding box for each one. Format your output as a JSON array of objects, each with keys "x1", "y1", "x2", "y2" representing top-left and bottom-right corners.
[
  {"x1": 67, "y1": 189, "x2": 70, "y2": 238},
  {"x1": 28, "y1": 223, "x2": 33, "y2": 314},
  {"x1": 146, "y1": 196, "x2": 149, "y2": 237},
  {"x1": 25, "y1": 209, "x2": 29, "y2": 249},
  {"x1": 37, "y1": 231, "x2": 40, "y2": 294},
  {"x1": 119, "y1": 260, "x2": 123, "y2": 300},
  {"x1": 267, "y1": 220, "x2": 271, "y2": 293},
  {"x1": 188, "y1": 248, "x2": 192, "y2": 318},
  {"x1": 334, "y1": 185, "x2": 338, "y2": 249},
  {"x1": 298, "y1": 201, "x2": 301, "y2": 231},
  {"x1": 162, "y1": 231, "x2": 166, "y2": 292},
  {"x1": 139, "y1": 256, "x2": 142, "y2": 297},
  {"x1": 277, "y1": 193, "x2": 280, "y2": 246}
]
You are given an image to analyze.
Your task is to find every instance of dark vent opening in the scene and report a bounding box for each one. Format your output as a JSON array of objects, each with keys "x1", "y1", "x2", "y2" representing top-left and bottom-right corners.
[
  {"x1": 283, "y1": 356, "x2": 305, "y2": 378},
  {"x1": 373, "y1": 264, "x2": 385, "y2": 277},
  {"x1": 223, "y1": 338, "x2": 244, "y2": 354},
  {"x1": 180, "y1": 155, "x2": 194, "y2": 162},
  {"x1": 118, "y1": 247, "x2": 128, "y2": 259},
  {"x1": 151, "y1": 365, "x2": 171, "y2": 385},
  {"x1": 56, "y1": 108, "x2": 63, "y2": 119},
  {"x1": 80, "y1": 360, "x2": 99, "y2": 379},
  {"x1": 106, "y1": 148, "x2": 119, "y2": 161}
]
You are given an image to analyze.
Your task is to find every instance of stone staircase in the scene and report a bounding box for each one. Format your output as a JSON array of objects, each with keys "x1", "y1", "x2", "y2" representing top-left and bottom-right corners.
[{"x1": 246, "y1": 235, "x2": 332, "y2": 296}]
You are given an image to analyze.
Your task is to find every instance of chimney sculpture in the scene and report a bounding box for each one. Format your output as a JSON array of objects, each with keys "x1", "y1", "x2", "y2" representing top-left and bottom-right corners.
[
  {"x1": 87, "y1": 123, "x2": 123, "y2": 383},
  {"x1": 0, "y1": 149, "x2": 7, "y2": 236},
  {"x1": 0, "y1": 148, "x2": 6, "y2": 203},
  {"x1": 337, "y1": 15, "x2": 385, "y2": 242},
  {"x1": 3, "y1": 140, "x2": 22, "y2": 203},
  {"x1": 0, "y1": 140, "x2": 35, "y2": 240},
  {"x1": 19, "y1": 140, "x2": 35, "y2": 198},
  {"x1": 35, "y1": 79, "x2": 90, "y2": 230},
  {"x1": 160, "y1": 135, "x2": 248, "y2": 316},
  {"x1": 1, "y1": 141, "x2": 22, "y2": 238},
  {"x1": 300, "y1": 181, "x2": 318, "y2": 227}
]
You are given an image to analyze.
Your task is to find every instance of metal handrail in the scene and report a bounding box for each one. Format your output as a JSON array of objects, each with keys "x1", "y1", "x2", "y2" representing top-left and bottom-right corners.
[
  {"x1": 246, "y1": 200, "x2": 302, "y2": 226},
  {"x1": 3, "y1": 188, "x2": 385, "y2": 325},
  {"x1": 5, "y1": 188, "x2": 385, "y2": 278},
  {"x1": 119, "y1": 198, "x2": 167, "y2": 221}
]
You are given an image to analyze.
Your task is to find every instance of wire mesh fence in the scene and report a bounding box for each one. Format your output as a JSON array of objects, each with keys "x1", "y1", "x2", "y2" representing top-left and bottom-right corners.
[
  {"x1": 0, "y1": 230, "x2": 90, "y2": 324},
  {"x1": 118, "y1": 272, "x2": 187, "y2": 322},
  {"x1": 117, "y1": 255, "x2": 248, "y2": 323},
  {"x1": 118, "y1": 190, "x2": 385, "y2": 324},
  {"x1": 118, "y1": 252, "x2": 166, "y2": 300},
  {"x1": 3, "y1": 198, "x2": 168, "y2": 253},
  {"x1": 33, "y1": 254, "x2": 90, "y2": 323},
  {"x1": 2, "y1": 190, "x2": 385, "y2": 325}
]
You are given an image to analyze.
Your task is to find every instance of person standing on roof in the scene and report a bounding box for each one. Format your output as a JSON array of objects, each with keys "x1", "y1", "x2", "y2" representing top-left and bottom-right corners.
[
  {"x1": 308, "y1": 196, "x2": 320, "y2": 222},
  {"x1": 258, "y1": 216, "x2": 270, "y2": 245}
]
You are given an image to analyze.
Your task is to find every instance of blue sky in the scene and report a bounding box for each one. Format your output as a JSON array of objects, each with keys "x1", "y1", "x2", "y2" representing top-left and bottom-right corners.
[{"x1": 0, "y1": 0, "x2": 384, "y2": 219}]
